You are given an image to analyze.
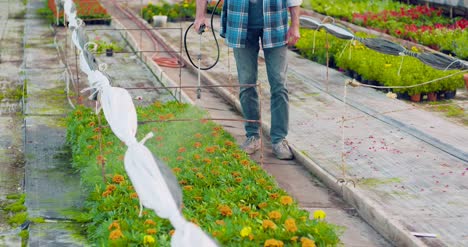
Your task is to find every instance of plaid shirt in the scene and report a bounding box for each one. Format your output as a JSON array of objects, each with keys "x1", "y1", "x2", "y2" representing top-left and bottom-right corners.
[{"x1": 220, "y1": 0, "x2": 302, "y2": 48}]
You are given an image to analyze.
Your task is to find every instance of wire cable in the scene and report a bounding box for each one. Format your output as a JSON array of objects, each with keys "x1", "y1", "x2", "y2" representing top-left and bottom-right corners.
[{"x1": 183, "y1": 0, "x2": 222, "y2": 70}]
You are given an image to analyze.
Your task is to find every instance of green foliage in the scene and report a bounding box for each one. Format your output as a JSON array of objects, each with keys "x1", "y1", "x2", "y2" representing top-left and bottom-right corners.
[
  {"x1": 66, "y1": 103, "x2": 342, "y2": 246},
  {"x1": 0, "y1": 85, "x2": 24, "y2": 101},
  {"x1": 8, "y1": 212, "x2": 28, "y2": 227},
  {"x1": 295, "y1": 28, "x2": 465, "y2": 96},
  {"x1": 37, "y1": 1, "x2": 54, "y2": 24},
  {"x1": 142, "y1": 1, "x2": 196, "y2": 22},
  {"x1": 91, "y1": 40, "x2": 124, "y2": 54}
]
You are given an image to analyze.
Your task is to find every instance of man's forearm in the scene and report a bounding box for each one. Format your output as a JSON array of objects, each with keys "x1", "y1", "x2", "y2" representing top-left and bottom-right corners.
[
  {"x1": 196, "y1": 0, "x2": 208, "y2": 19},
  {"x1": 288, "y1": 6, "x2": 300, "y2": 29}
]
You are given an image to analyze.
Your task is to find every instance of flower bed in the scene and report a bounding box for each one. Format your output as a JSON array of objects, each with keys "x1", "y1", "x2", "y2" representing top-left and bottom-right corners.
[
  {"x1": 142, "y1": 0, "x2": 222, "y2": 23},
  {"x1": 47, "y1": 0, "x2": 111, "y2": 25},
  {"x1": 66, "y1": 102, "x2": 342, "y2": 246},
  {"x1": 295, "y1": 29, "x2": 464, "y2": 98},
  {"x1": 305, "y1": 0, "x2": 468, "y2": 59}
]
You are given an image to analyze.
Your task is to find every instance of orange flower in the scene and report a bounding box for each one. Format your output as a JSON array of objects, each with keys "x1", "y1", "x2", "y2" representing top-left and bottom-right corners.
[
  {"x1": 265, "y1": 185, "x2": 273, "y2": 191},
  {"x1": 203, "y1": 158, "x2": 211, "y2": 164},
  {"x1": 194, "y1": 142, "x2": 202, "y2": 148},
  {"x1": 108, "y1": 221, "x2": 120, "y2": 230},
  {"x1": 264, "y1": 239, "x2": 284, "y2": 247},
  {"x1": 262, "y1": 220, "x2": 277, "y2": 230},
  {"x1": 112, "y1": 174, "x2": 125, "y2": 184},
  {"x1": 269, "y1": 193, "x2": 279, "y2": 199},
  {"x1": 192, "y1": 167, "x2": 199, "y2": 172},
  {"x1": 106, "y1": 141, "x2": 113, "y2": 146},
  {"x1": 194, "y1": 196, "x2": 203, "y2": 201},
  {"x1": 231, "y1": 153, "x2": 241, "y2": 159},
  {"x1": 224, "y1": 141, "x2": 234, "y2": 147},
  {"x1": 240, "y1": 159, "x2": 249, "y2": 166},
  {"x1": 176, "y1": 156, "x2": 184, "y2": 161},
  {"x1": 268, "y1": 211, "x2": 282, "y2": 220},
  {"x1": 194, "y1": 133, "x2": 203, "y2": 138},
  {"x1": 215, "y1": 220, "x2": 225, "y2": 225},
  {"x1": 144, "y1": 219, "x2": 156, "y2": 226},
  {"x1": 86, "y1": 145, "x2": 94, "y2": 149},
  {"x1": 130, "y1": 193, "x2": 138, "y2": 199},
  {"x1": 250, "y1": 166, "x2": 259, "y2": 171},
  {"x1": 156, "y1": 136, "x2": 163, "y2": 141},
  {"x1": 235, "y1": 177, "x2": 243, "y2": 183},
  {"x1": 88, "y1": 121, "x2": 96, "y2": 127},
  {"x1": 232, "y1": 171, "x2": 241, "y2": 177},
  {"x1": 205, "y1": 146, "x2": 216, "y2": 153},
  {"x1": 284, "y1": 218, "x2": 298, "y2": 232},
  {"x1": 118, "y1": 155, "x2": 124, "y2": 161},
  {"x1": 106, "y1": 184, "x2": 117, "y2": 192},
  {"x1": 218, "y1": 205, "x2": 232, "y2": 216},
  {"x1": 93, "y1": 127, "x2": 101, "y2": 133},
  {"x1": 240, "y1": 206, "x2": 250, "y2": 212},
  {"x1": 172, "y1": 167, "x2": 181, "y2": 173},
  {"x1": 102, "y1": 190, "x2": 112, "y2": 197},
  {"x1": 213, "y1": 126, "x2": 222, "y2": 132},
  {"x1": 179, "y1": 180, "x2": 188, "y2": 185},
  {"x1": 212, "y1": 231, "x2": 220, "y2": 237},
  {"x1": 109, "y1": 229, "x2": 123, "y2": 240},
  {"x1": 211, "y1": 169, "x2": 220, "y2": 176},
  {"x1": 258, "y1": 202, "x2": 268, "y2": 209},
  {"x1": 301, "y1": 237, "x2": 316, "y2": 247},
  {"x1": 146, "y1": 228, "x2": 157, "y2": 235},
  {"x1": 222, "y1": 161, "x2": 229, "y2": 165},
  {"x1": 291, "y1": 236, "x2": 299, "y2": 242},
  {"x1": 196, "y1": 173, "x2": 205, "y2": 179},
  {"x1": 183, "y1": 185, "x2": 193, "y2": 191},
  {"x1": 280, "y1": 196, "x2": 293, "y2": 205},
  {"x1": 169, "y1": 230, "x2": 175, "y2": 236},
  {"x1": 177, "y1": 147, "x2": 186, "y2": 153},
  {"x1": 249, "y1": 212, "x2": 259, "y2": 218}
]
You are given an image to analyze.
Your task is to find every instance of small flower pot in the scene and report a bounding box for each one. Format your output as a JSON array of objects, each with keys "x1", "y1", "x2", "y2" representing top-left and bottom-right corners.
[
  {"x1": 463, "y1": 74, "x2": 468, "y2": 90},
  {"x1": 410, "y1": 93, "x2": 421, "y2": 102},
  {"x1": 106, "y1": 48, "x2": 113, "y2": 57},
  {"x1": 427, "y1": 92, "x2": 437, "y2": 102},
  {"x1": 444, "y1": 90, "x2": 456, "y2": 99}
]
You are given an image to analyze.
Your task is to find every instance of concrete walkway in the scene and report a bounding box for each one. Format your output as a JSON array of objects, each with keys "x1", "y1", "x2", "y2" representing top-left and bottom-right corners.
[{"x1": 151, "y1": 16, "x2": 467, "y2": 247}]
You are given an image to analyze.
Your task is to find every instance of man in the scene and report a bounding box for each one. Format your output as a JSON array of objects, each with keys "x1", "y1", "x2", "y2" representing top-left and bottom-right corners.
[{"x1": 194, "y1": 0, "x2": 301, "y2": 159}]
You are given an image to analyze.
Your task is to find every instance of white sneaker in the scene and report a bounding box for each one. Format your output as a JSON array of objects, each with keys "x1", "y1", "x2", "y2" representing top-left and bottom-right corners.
[
  {"x1": 272, "y1": 139, "x2": 293, "y2": 160},
  {"x1": 241, "y1": 136, "x2": 261, "y2": 154}
]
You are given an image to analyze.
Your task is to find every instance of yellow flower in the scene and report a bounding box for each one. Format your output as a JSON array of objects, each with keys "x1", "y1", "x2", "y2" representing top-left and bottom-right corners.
[
  {"x1": 280, "y1": 196, "x2": 293, "y2": 205},
  {"x1": 264, "y1": 239, "x2": 284, "y2": 247},
  {"x1": 258, "y1": 202, "x2": 268, "y2": 209},
  {"x1": 284, "y1": 218, "x2": 298, "y2": 232},
  {"x1": 268, "y1": 211, "x2": 282, "y2": 220},
  {"x1": 262, "y1": 220, "x2": 277, "y2": 230},
  {"x1": 269, "y1": 193, "x2": 279, "y2": 199},
  {"x1": 313, "y1": 209, "x2": 326, "y2": 220},
  {"x1": 240, "y1": 226, "x2": 252, "y2": 237},
  {"x1": 411, "y1": 46, "x2": 419, "y2": 52},
  {"x1": 109, "y1": 229, "x2": 123, "y2": 240},
  {"x1": 301, "y1": 237, "x2": 316, "y2": 247},
  {"x1": 291, "y1": 236, "x2": 298, "y2": 242},
  {"x1": 384, "y1": 64, "x2": 392, "y2": 68},
  {"x1": 143, "y1": 235, "x2": 155, "y2": 244}
]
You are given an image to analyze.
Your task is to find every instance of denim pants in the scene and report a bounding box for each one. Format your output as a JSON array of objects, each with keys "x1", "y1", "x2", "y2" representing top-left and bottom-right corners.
[{"x1": 233, "y1": 28, "x2": 289, "y2": 144}]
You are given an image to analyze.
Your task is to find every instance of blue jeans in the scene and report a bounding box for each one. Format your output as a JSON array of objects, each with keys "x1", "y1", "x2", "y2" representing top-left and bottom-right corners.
[{"x1": 233, "y1": 28, "x2": 289, "y2": 144}]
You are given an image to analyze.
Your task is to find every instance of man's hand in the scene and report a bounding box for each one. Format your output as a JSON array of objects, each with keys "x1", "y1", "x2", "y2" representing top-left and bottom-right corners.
[
  {"x1": 195, "y1": 0, "x2": 210, "y2": 33},
  {"x1": 286, "y1": 25, "x2": 300, "y2": 46},
  {"x1": 287, "y1": 5, "x2": 300, "y2": 46}
]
